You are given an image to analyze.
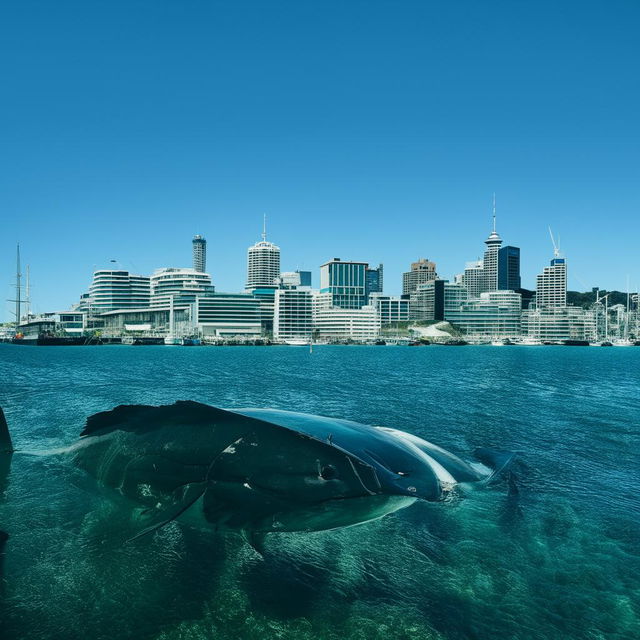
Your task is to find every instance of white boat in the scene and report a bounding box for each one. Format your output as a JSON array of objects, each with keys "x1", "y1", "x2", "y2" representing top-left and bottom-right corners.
[
  {"x1": 612, "y1": 339, "x2": 633, "y2": 347},
  {"x1": 164, "y1": 336, "x2": 184, "y2": 346},
  {"x1": 520, "y1": 337, "x2": 543, "y2": 346},
  {"x1": 283, "y1": 338, "x2": 310, "y2": 346}
]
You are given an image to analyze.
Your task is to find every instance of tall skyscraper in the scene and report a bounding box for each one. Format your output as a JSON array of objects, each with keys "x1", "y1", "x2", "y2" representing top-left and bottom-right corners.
[
  {"x1": 482, "y1": 197, "x2": 503, "y2": 292},
  {"x1": 246, "y1": 217, "x2": 281, "y2": 290},
  {"x1": 402, "y1": 258, "x2": 437, "y2": 295},
  {"x1": 536, "y1": 257, "x2": 567, "y2": 308},
  {"x1": 192, "y1": 235, "x2": 207, "y2": 273},
  {"x1": 461, "y1": 196, "x2": 520, "y2": 298},
  {"x1": 497, "y1": 246, "x2": 521, "y2": 290}
]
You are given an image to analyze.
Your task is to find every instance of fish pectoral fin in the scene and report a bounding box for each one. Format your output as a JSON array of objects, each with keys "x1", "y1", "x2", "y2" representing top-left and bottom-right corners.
[{"x1": 126, "y1": 482, "x2": 206, "y2": 543}]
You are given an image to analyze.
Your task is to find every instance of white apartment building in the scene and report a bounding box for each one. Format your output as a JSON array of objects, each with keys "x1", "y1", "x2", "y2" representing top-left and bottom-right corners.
[
  {"x1": 150, "y1": 268, "x2": 214, "y2": 307},
  {"x1": 536, "y1": 258, "x2": 567, "y2": 308},
  {"x1": 273, "y1": 288, "x2": 313, "y2": 342}
]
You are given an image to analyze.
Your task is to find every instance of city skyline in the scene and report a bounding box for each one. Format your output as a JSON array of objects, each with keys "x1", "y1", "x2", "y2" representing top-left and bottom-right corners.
[
  {"x1": 2, "y1": 211, "x2": 639, "y2": 323},
  {"x1": 2, "y1": 2, "x2": 640, "y2": 321}
]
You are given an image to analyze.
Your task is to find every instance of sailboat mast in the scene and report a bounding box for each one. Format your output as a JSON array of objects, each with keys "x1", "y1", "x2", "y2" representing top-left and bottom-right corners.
[
  {"x1": 26, "y1": 264, "x2": 31, "y2": 318},
  {"x1": 15, "y1": 244, "x2": 21, "y2": 328},
  {"x1": 625, "y1": 275, "x2": 630, "y2": 341}
]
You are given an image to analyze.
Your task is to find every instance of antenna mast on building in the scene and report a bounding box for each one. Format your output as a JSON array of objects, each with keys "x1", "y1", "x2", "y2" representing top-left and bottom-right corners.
[
  {"x1": 262, "y1": 213, "x2": 267, "y2": 241},
  {"x1": 492, "y1": 192, "x2": 496, "y2": 233}
]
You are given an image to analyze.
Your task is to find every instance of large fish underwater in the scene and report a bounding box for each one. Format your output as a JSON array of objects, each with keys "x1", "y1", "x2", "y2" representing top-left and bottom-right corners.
[{"x1": 0, "y1": 401, "x2": 513, "y2": 551}]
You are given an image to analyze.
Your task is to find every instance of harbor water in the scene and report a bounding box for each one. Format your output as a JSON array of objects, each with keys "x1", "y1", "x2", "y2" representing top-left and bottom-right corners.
[{"x1": 0, "y1": 344, "x2": 638, "y2": 640}]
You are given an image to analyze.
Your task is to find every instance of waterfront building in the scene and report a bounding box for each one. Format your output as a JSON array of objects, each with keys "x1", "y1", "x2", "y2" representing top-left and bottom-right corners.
[
  {"x1": 150, "y1": 268, "x2": 214, "y2": 307},
  {"x1": 402, "y1": 259, "x2": 437, "y2": 296},
  {"x1": 277, "y1": 270, "x2": 312, "y2": 289},
  {"x1": 370, "y1": 293, "x2": 410, "y2": 325},
  {"x1": 196, "y1": 293, "x2": 262, "y2": 338},
  {"x1": 536, "y1": 258, "x2": 567, "y2": 308},
  {"x1": 17, "y1": 311, "x2": 86, "y2": 337},
  {"x1": 522, "y1": 307, "x2": 596, "y2": 342},
  {"x1": 273, "y1": 288, "x2": 313, "y2": 342},
  {"x1": 312, "y1": 293, "x2": 380, "y2": 341},
  {"x1": 461, "y1": 261, "x2": 484, "y2": 299},
  {"x1": 446, "y1": 291, "x2": 522, "y2": 339},
  {"x1": 320, "y1": 259, "x2": 368, "y2": 309},
  {"x1": 498, "y1": 246, "x2": 521, "y2": 290},
  {"x1": 82, "y1": 270, "x2": 151, "y2": 312},
  {"x1": 246, "y1": 222, "x2": 281, "y2": 291},
  {"x1": 192, "y1": 235, "x2": 207, "y2": 273},
  {"x1": 410, "y1": 280, "x2": 468, "y2": 321},
  {"x1": 99, "y1": 305, "x2": 191, "y2": 336}
]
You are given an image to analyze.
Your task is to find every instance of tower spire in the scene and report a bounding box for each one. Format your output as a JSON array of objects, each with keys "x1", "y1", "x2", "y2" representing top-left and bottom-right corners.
[
  {"x1": 492, "y1": 192, "x2": 496, "y2": 233},
  {"x1": 262, "y1": 213, "x2": 267, "y2": 242}
]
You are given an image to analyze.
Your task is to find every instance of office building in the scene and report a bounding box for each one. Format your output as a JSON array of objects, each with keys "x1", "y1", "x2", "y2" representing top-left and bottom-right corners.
[
  {"x1": 196, "y1": 293, "x2": 263, "y2": 338},
  {"x1": 320, "y1": 259, "x2": 368, "y2": 309},
  {"x1": 410, "y1": 280, "x2": 468, "y2": 321},
  {"x1": 536, "y1": 258, "x2": 567, "y2": 308},
  {"x1": 498, "y1": 246, "x2": 521, "y2": 290},
  {"x1": 522, "y1": 307, "x2": 596, "y2": 342},
  {"x1": 461, "y1": 261, "x2": 484, "y2": 299},
  {"x1": 277, "y1": 270, "x2": 312, "y2": 289},
  {"x1": 402, "y1": 259, "x2": 437, "y2": 296},
  {"x1": 312, "y1": 293, "x2": 380, "y2": 341},
  {"x1": 246, "y1": 222, "x2": 281, "y2": 290},
  {"x1": 274, "y1": 288, "x2": 313, "y2": 342},
  {"x1": 366, "y1": 264, "x2": 384, "y2": 297},
  {"x1": 369, "y1": 293, "x2": 410, "y2": 324},
  {"x1": 192, "y1": 235, "x2": 207, "y2": 273},
  {"x1": 83, "y1": 270, "x2": 151, "y2": 312},
  {"x1": 446, "y1": 291, "x2": 523, "y2": 339},
  {"x1": 150, "y1": 268, "x2": 214, "y2": 307}
]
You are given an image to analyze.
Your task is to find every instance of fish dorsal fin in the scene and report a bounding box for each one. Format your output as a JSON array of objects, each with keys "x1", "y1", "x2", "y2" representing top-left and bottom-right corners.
[{"x1": 80, "y1": 401, "x2": 242, "y2": 437}]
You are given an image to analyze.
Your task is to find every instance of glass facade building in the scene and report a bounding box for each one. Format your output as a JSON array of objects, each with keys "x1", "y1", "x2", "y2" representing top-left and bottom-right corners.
[
  {"x1": 410, "y1": 280, "x2": 468, "y2": 321},
  {"x1": 522, "y1": 306, "x2": 596, "y2": 342},
  {"x1": 498, "y1": 246, "x2": 521, "y2": 291},
  {"x1": 320, "y1": 259, "x2": 368, "y2": 309},
  {"x1": 446, "y1": 291, "x2": 523, "y2": 339}
]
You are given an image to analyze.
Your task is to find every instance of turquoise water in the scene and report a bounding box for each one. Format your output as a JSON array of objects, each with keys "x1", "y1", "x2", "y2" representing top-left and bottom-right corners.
[{"x1": 0, "y1": 344, "x2": 638, "y2": 640}]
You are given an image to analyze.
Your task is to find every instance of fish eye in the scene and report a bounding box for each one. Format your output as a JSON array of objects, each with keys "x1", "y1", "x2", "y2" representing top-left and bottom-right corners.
[{"x1": 320, "y1": 465, "x2": 338, "y2": 480}]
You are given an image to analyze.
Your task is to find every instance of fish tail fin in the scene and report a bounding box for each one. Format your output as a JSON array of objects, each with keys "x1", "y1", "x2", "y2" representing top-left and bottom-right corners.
[
  {"x1": 0, "y1": 409, "x2": 13, "y2": 454},
  {"x1": 473, "y1": 447, "x2": 515, "y2": 483}
]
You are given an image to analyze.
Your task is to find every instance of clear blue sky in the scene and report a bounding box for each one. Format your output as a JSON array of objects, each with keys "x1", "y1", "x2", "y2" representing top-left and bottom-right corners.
[{"x1": 1, "y1": 1, "x2": 639, "y2": 320}]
